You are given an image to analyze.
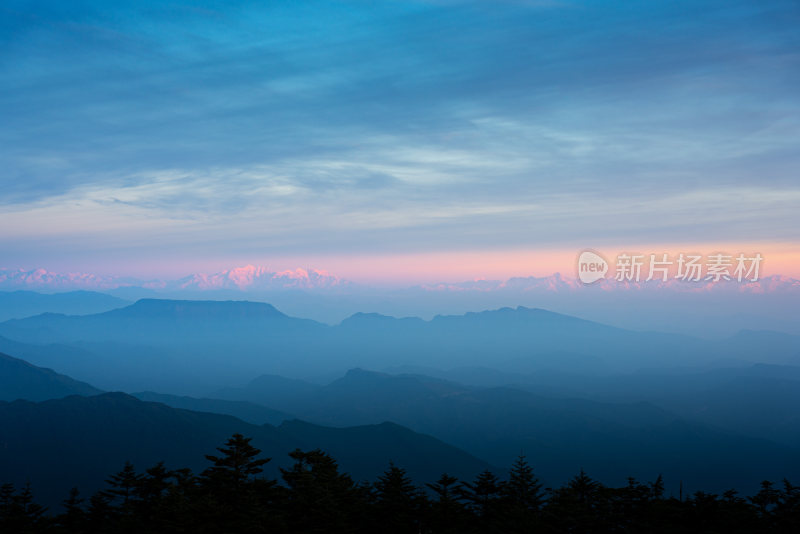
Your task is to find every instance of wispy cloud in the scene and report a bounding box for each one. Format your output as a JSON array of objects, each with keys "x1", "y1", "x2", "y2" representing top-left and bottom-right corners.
[{"x1": 1, "y1": 0, "x2": 798, "y2": 275}]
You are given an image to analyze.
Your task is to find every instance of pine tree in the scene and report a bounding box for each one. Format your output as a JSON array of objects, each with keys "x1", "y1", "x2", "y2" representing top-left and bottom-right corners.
[
  {"x1": 374, "y1": 464, "x2": 423, "y2": 534},
  {"x1": 128, "y1": 462, "x2": 178, "y2": 532},
  {"x1": 498, "y1": 455, "x2": 544, "y2": 532},
  {"x1": 460, "y1": 470, "x2": 501, "y2": 515},
  {"x1": 774, "y1": 479, "x2": 800, "y2": 531},
  {"x1": 202, "y1": 433, "x2": 270, "y2": 492},
  {"x1": 650, "y1": 474, "x2": 665, "y2": 500},
  {"x1": 158, "y1": 467, "x2": 198, "y2": 533},
  {"x1": 102, "y1": 461, "x2": 142, "y2": 507},
  {"x1": 546, "y1": 469, "x2": 608, "y2": 533},
  {"x1": 427, "y1": 474, "x2": 467, "y2": 534},
  {"x1": 750, "y1": 480, "x2": 781, "y2": 516},
  {"x1": 0, "y1": 483, "x2": 14, "y2": 524},
  {"x1": 87, "y1": 492, "x2": 114, "y2": 533},
  {"x1": 58, "y1": 487, "x2": 86, "y2": 533},
  {"x1": 281, "y1": 448, "x2": 363, "y2": 533},
  {"x1": 19, "y1": 483, "x2": 47, "y2": 528},
  {"x1": 0, "y1": 483, "x2": 48, "y2": 533},
  {"x1": 427, "y1": 473, "x2": 460, "y2": 504},
  {"x1": 197, "y1": 434, "x2": 274, "y2": 533},
  {"x1": 504, "y1": 455, "x2": 544, "y2": 511},
  {"x1": 137, "y1": 462, "x2": 172, "y2": 504},
  {"x1": 568, "y1": 469, "x2": 601, "y2": 504}
]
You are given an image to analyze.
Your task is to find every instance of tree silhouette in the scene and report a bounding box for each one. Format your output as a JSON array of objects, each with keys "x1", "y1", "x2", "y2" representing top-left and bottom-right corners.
[
  {"x1": 547, "y1": 469, "x2": 608, "y2": 532},
  {"x1": 202, "y1": 433, "x2": 269, "y2": 492},
  {"x1": 427, "y1": 473, "x2": 467, "y2": 533},
  {"x1": 86, "y1": 492, "x2": 113, "y2": 532},
  {"x1": 2, "y1": 436, "x2": 799, "y2": 533},
  {"x1": 58, "y1": 488, "x2": 85, "y2": 533},
  {"x1": 280, "y1": 448, "x2": 363, "y2": 533},
  {"x1": 503, "y1": 455, "x2": 543, "y2": 510},
  {"x1": 374, "y1": 464, "x2": 423, "y2": 534},
  {"x1": 102, "y1": 462, "x2": 141, "y2": 508},
  {"x1": 774, "y1": 479, "x2": 800, "y2": 531},
  {"x1": 198, "y1": 433, "x2": 274, "y2": 533},
  {"x1": 499, "y1": 455, "x2": 543, "y2": 532},
  {"x1": 459, "y1": 469, "x2": 502, "y2": 531},
  {"x1": 0, "y1": 482, "x2": 48, "y2": 534}
]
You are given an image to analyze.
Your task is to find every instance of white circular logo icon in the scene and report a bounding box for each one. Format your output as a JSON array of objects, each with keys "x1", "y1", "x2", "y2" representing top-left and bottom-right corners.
[{"x1": 577, "y1": 250, "x2": 608, "y2": 284}]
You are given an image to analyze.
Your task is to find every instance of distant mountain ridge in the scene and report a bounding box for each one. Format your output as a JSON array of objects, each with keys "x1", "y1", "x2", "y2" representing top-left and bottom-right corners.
[
  {"x1": 2, "y1": 266, "x2": 797, "y2": 295},
  {"x1": 104, "y1": 298, "x2": 288, "y2": 319},
  {"x1": 131, "y1": 391, "x2": 296, "y2": 426},
  {"x1": 417, "y1": 273, "x2": 800, "y2": 294},
  {"x1": 3, "y1": 299, "x2": 799, "y2": 393},
  {"x1": 0, "y1": 301, "x2": 688, "y2": 379},
  {"x1": 172, "y1": 265, "x2": 350, "y2": 291},
  {"x1": 0, "y1": 266, "x2": 351, "y2": 293},
  {"x1": 0, "y1": 290, "x2": 130, "y2": 321},
  {"x1": 0, "y1": 299, "x2": 331, "y2": 390},
  {"x1": 0, "y1": 298, "x2": 324, "y2": 344},
  {"x1": 0, "y1": 268, "x2": 128, "y2": 290},
  {"x1": 0, "y1": 351, "x2": 101, "y2": 401}
]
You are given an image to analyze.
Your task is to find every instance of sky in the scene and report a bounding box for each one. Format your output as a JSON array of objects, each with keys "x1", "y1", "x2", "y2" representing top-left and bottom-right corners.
[{"x1": 1, "y1": 0, "x2": 799, "y2": 282}]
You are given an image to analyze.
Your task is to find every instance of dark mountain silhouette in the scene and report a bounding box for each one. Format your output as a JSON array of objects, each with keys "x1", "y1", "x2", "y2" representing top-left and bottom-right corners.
[
  {"x1": 0, "y1": 290, "x2": 129, "y2": 322},
  {"x1": 0, "y1": 392, "x2": 491, "y2": 507},
  {"x1": 0, "y1": 351, "x2": 101, "y2": 401},
  {"x1": 132, "y1": 391, "x2": 295, "y2": 425},
  {"x1": 220, "y1": 368, "x2": 800, "y2": 495},
  {"x1": 506, "y1": 363, "x2": 800, "y2": 448}
]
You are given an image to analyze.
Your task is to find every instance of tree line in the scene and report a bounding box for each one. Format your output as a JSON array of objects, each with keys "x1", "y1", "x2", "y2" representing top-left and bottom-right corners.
[{"x1": 2, "y1": 433, "x2": 799, "y2": 533}]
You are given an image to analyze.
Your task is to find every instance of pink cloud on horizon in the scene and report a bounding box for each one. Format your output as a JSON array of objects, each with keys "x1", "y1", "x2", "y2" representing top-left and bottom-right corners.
[
  {"x1": 253, "y1": 243, "x2": 800, "y2": 286},
  {"x1": 8, "y1": 242, "x2": 798, "y2": 287},
  {"x1": 67, "y1": 243, "x2": 800, "y2": 285}
]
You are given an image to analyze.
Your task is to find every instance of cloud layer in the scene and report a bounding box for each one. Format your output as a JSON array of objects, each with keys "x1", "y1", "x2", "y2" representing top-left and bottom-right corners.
[{"x1": 1, "y1": 0, "x2": 798, "y2": 276}]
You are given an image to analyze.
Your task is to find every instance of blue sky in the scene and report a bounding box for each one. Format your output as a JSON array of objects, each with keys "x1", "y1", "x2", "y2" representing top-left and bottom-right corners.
[{"x1": 1, "y1": 0, "x2": 798, "y2": 279}]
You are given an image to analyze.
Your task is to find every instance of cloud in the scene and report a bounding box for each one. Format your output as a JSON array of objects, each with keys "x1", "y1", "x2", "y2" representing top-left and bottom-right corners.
[{"x1": 0, "y1": 0, "x2": 798, "y2": 273}]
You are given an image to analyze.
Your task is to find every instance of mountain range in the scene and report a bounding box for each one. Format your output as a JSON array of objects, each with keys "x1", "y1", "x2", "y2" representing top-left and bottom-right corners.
[
  {"x1": 0, "y1": 392, "x2": 491, "y2": 508},
  {"x1": 0, "y1": 352, "x2": 491, "y2": 507},
  {"x1": 1, "y1": 310, "x2": 799, "y2": 505},
  {"x1": 3, "y1": 346, "x2": 798, "y2": 501},
  {"x1": 4, "y1": 267, "x2": 798, "y2": 337},
  {"x1": 0, "y1": 290, "x2": 130, "y2": 322},
  {"x1": 3, "y1": 266, "x2": 798, "y2": 295},
  {"x1": 214, "y1": 368, "x2": 800, "y2": 496},
  {"x1": 2, "y1": 299, "x2": 799, "y2": 394},
  {"x1": 0, "y1": 266, "x2": 349, "y2": 293},
  {"x1": 0, "y1": 300, "x2": 688, "y2": 390}
]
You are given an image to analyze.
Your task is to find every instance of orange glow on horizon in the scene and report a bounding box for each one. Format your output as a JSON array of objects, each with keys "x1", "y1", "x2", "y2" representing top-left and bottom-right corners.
[
  {"x1": 70, "y1": 242, "x2": 800, "y2": 286},
  {"x1": 250, "y1": 242, "x2": 800, "y2": 285}
]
